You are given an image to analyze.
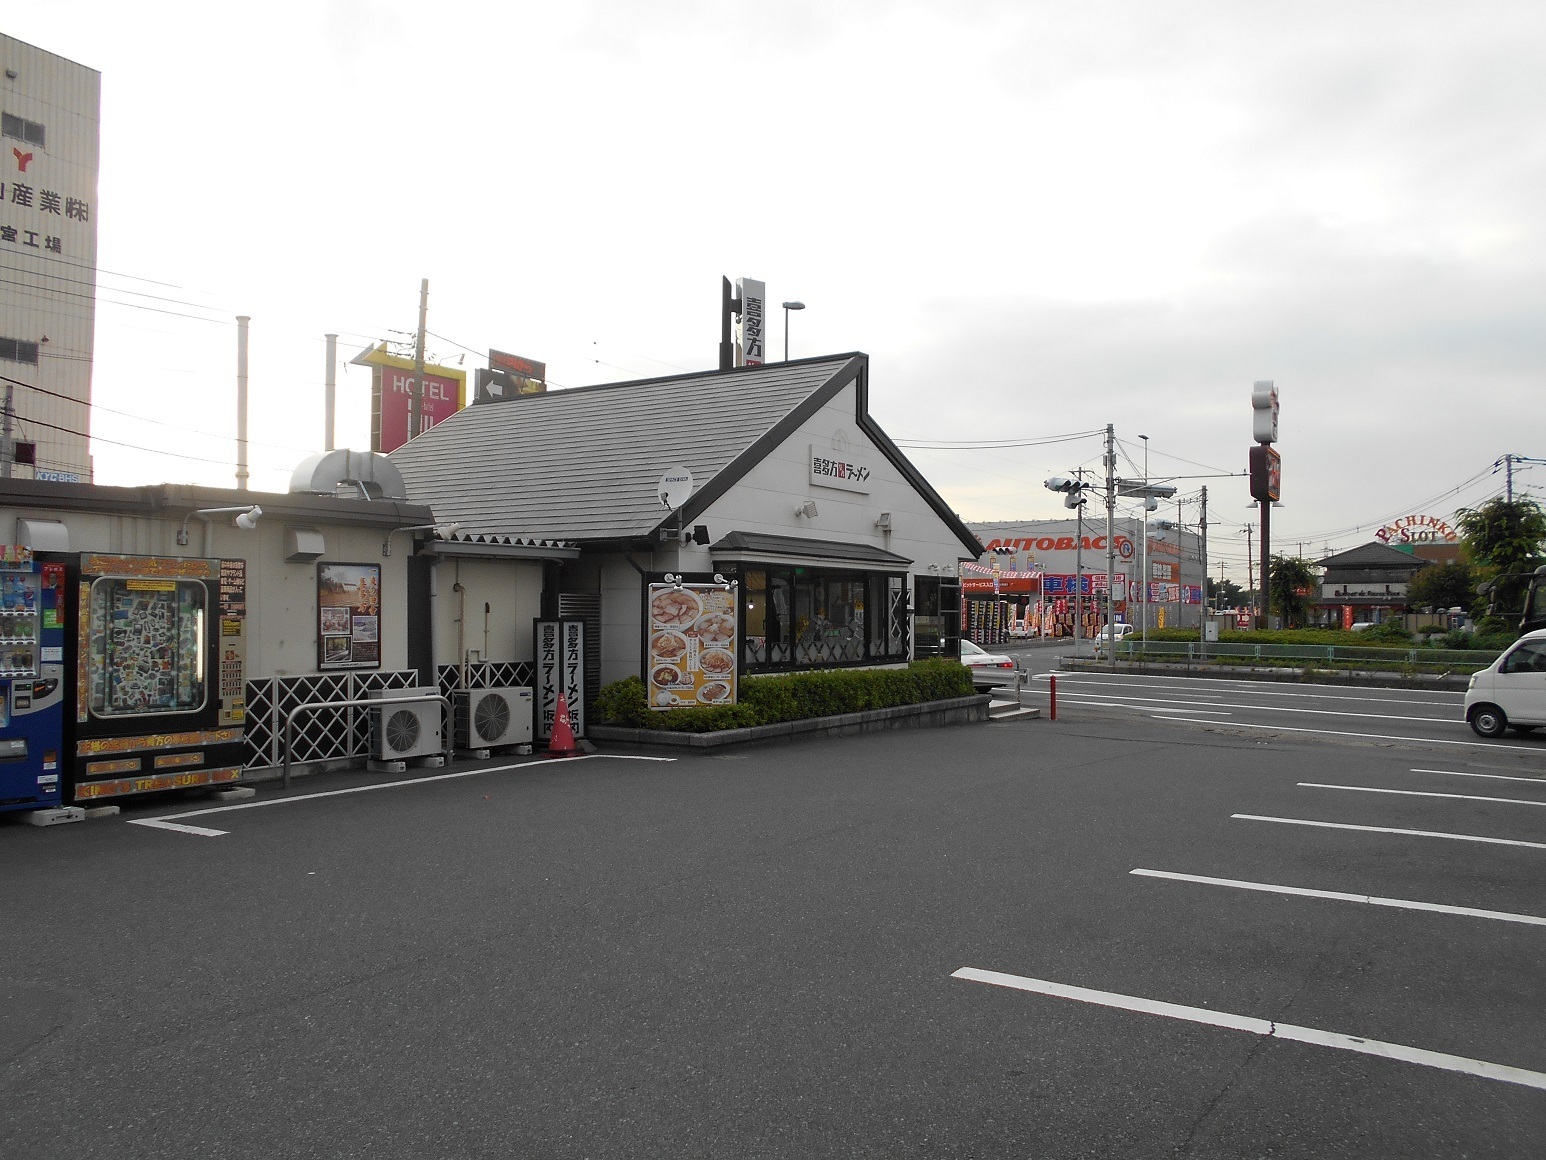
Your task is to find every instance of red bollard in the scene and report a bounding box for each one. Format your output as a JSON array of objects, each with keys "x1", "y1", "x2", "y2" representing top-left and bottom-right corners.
[{"x1": 1049, "y1": 673, "x2": 1057, "y2": 721}]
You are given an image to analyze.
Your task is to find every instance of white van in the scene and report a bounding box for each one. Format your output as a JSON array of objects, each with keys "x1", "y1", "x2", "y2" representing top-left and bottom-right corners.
[
  {"x1": 1091, "y1": 623, "x2": 1136, "y2": 656},
  {"x1": 1463, "y1": 629, "x2": 1546, "y2": 737}
]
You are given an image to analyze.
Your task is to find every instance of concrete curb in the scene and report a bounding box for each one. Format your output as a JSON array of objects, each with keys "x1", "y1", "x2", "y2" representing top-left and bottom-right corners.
[{"x1": 588, "y1": 694, "x2": 994, "y2": 749}]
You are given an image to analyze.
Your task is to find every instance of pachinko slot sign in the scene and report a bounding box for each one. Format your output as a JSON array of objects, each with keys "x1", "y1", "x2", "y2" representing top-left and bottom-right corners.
[{"x1": 646, "y1": 581, "x2": 738, "y2": 709}]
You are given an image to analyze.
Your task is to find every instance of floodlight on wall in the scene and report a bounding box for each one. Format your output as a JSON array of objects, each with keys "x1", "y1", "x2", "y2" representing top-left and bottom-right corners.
[
  {"x1": 795, "y1": 500, "x2": 819, "y2": 518},
  {"x1": 874, "y1": 512, "x2": 892, "y2": 530},
  {"x1": 178, "y1": 505, "x2": 263, "y2": 547},
  {"x1": 382, "y1": 521, "x2": 461, "y2": 556}
]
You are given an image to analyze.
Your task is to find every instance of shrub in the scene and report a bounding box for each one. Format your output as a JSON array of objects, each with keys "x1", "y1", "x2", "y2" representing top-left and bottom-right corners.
[
  {"x1": 1359, "y1": 619, "x2": 1413, "y2": 644},
  {"x1": 594, "y1": 659, "x2": 975, "y2": 733}
]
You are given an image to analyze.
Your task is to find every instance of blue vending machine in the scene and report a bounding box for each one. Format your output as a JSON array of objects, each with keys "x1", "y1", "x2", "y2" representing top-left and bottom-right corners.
[{"x1": 0, "y1": 547, "x2": 65, "y2": 813}]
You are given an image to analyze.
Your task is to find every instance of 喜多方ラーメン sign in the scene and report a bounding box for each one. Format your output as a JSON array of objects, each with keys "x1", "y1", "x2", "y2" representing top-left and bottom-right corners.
[{"x1": 808, "y1": 444, "x2": 873, "y2": 494}]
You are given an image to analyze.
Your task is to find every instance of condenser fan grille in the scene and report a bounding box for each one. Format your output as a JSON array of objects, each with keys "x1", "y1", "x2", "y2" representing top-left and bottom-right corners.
[
  {"x1": 383, "y1": 708, "x2": 422, "y2": 753},
  {"x1": 474, "y1": 694, "x2": 511, "y2": 742}
]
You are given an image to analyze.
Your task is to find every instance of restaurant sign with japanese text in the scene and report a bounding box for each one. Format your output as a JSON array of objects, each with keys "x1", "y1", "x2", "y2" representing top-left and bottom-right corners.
[{"x1": 808, "y1": 444, "x2": 874, "y2": 494}]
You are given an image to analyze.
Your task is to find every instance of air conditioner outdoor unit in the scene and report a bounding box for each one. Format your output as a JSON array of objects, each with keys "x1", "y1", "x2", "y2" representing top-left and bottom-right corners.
[
  {"x1": 452, "y1": 686, "x2": 533, "y2": 749},
  {"x1": 368, "y1": 688, "x2": 443, "y2": 761}
]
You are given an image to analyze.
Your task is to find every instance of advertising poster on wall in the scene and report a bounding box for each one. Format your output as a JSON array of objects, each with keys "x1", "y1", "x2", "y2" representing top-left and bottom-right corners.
[
  {"x1": 646, "y1": 582, "x2": 738, "y2": 709},
  {"x1": 317, "y1": 563, "x2": 381, "y2": 670}
]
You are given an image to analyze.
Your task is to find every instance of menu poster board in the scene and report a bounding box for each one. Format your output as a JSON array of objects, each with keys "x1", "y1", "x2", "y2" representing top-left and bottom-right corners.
[
  {"x1": 646, "y1": 581, "x2": 738, "y2": 709},
  {"x1": 534, "y1": 618, "x2": 584, "y2": 739},
  {"x1": 217, "y1": 558, "x2": 247, "y2": 726},
  {"x1": 317, "y1": 563, "x2": 381, "y2": 670}
]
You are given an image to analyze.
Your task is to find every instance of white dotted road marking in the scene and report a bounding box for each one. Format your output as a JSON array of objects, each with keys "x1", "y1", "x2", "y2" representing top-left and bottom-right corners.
[{"x1": 951, "y1": 967, "x2": 1546, "y2": 1092}]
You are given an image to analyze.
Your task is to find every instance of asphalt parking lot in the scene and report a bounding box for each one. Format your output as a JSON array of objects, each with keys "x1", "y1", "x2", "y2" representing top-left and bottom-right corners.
[{"x1": 3, "y1": 705, "x2": 1543, "y2": 1158}]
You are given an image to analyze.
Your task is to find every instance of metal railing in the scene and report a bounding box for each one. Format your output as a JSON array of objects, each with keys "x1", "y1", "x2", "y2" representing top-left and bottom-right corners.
[
  {"x1": 282, "y1": 693, "x2": 453, "y2": 789},
  {"x1": 1099, "y1": 641, "x2": 1500, "y2": 669}
]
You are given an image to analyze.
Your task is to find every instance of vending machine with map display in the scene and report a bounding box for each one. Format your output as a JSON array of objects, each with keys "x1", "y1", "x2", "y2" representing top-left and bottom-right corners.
[
  {"x1": 0, "y1": 548, "x2": 65, "y2": 813},
  {"x1": 45, "y1": 553, "x2": 248, "y2": 803}
]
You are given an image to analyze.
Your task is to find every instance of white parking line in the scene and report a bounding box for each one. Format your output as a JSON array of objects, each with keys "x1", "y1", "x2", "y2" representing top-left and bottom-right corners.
[
  {"x1": 129, "y1": 818, "x2": 229, "y2": 838},
  {"x1": 1300, "y1": 783, "x2": 1546, "y2": 808},
  {"x1": 127, "y1": 754, "x2": 677, "y2": 837},
  {"x1": 951, "y1": 967, "x2": 1546, "y2": 1092},
  {"x1": 1131, "y1": 868, "x2": 1546, "y2": 927},
  {"x1": 1232, "y1": 813, "x2": 1546, "y2": 851},
  {"x1": 1411, "y1": 767, "x2": 1546, "y2": 786}
]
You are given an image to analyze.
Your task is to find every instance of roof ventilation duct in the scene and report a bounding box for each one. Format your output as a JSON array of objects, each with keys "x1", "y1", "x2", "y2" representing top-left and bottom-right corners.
[{"x1": 288, "y1": 449, "x2": 409, "y2": 501}]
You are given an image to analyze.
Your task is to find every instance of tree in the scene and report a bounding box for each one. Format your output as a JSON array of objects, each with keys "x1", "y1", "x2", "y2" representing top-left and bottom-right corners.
[
  {"x1": 1404, "y1": 560, "x2": 1473, "y2": 612},
  {"x1": 1268, "y1": 555, "x2": 1319, "y2": 627},
  {"x1": 1455, "y1": 496, "x2": 1546, "y2": 614}
]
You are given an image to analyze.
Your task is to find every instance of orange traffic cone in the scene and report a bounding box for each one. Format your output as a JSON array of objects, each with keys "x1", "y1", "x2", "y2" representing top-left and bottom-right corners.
[{"x1": 545, "y1": 691, "x2": 579, "y2": 757}]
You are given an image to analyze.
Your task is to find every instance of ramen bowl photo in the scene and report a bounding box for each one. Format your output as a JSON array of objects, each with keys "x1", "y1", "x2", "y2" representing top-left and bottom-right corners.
[
  {"x1": 650, "y1": 631, "x2": 688, "y2": 660},
  {"x1": 699, "y1": 648, "x2": 735, "y2": 676},
  {"x1": 650, "y1": 587, "x2": 701, "y2": 627}
]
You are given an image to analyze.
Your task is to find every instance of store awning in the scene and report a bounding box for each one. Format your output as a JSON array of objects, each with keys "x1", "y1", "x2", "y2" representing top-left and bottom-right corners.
[{"x1": 709, "y1": 531, "x2": 913, "y2": 570}]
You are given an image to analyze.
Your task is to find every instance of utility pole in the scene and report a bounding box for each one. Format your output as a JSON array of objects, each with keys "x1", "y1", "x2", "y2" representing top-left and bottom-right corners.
[
  {"x1": 1105, "y1": 423, "x2": 1117, "y2": 671},
  {"x1": 324, "y1": 333, "x2": 338, "y2": 451},
  {"x1": 1198, "y1": 486, "x2": 1209, "y2": 647},
  {"x1": 0, "y1": 378, "x2": 13, "y2": 479},
  {"x1": 411, "y1": 278, "x2": 429, "y2": 441},
  {"x1": 1073, "y1": 467, "x2": 1085, "y2": 653},
  {"x1": 1241, "y1": 523, "x2": 1255, "y2": 622},
  {"x1": 236, "y1": 315, "x2": 250, "y2": 492}
]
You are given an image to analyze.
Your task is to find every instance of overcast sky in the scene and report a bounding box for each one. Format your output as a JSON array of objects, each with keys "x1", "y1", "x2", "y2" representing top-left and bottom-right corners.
[{"x1": 11, "y1": 1, "x2": 1545, "y2": 582}]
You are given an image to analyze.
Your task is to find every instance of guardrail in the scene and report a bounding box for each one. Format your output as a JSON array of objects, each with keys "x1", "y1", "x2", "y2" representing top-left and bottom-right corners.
[
  {"x1": 282, "y1": 693, "x2": 453, "y2": 789},
  {"x1": 1102, "y1": 641, "x2": 1500, "y2": 669}
]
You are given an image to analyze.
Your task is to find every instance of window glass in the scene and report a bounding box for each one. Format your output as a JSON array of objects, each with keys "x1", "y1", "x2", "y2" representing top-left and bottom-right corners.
[
  {"x1": 1503, "y1": 640, "x2": 1546, "y2": 674},
  {"x1": 87, "y1": 577, "x2": 207, "y2": 716}
]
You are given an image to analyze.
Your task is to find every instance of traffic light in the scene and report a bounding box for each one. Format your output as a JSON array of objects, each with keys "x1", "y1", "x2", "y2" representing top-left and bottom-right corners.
[{"x1": 1044, "y1": 476, "x2": 1089, "y2": 508}]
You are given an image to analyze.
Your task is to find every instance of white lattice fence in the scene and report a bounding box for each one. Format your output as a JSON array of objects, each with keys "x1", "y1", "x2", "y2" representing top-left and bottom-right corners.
[{"x1": 244, "y1": 670, "x2": 421, "y2": 770}]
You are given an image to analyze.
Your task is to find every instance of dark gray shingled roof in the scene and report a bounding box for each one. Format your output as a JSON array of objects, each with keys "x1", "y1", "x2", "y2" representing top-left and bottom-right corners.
[{"x1": 389, "y1": 353, "x2": 982, "y2": 556}]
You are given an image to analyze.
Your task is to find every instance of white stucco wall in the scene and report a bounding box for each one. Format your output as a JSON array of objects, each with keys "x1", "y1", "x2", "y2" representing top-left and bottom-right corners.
[
  {"x1": 673, "y1": 383, "x2": 973, "y2": 575},
  {"x1": 0, "y1": 506, "x2": 415, "y2": 678},
  {"x1": 428, "y1": 556, "x2": 544, "y2": 672}
]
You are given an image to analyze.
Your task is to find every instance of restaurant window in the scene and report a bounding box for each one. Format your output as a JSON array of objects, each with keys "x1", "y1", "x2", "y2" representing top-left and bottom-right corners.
[
  {"x1": 741, "y1": 567, "x2": 909, "y2": 673},
  {"x1": 913, "y1": 575, "x2": 962, "y2": 658}
]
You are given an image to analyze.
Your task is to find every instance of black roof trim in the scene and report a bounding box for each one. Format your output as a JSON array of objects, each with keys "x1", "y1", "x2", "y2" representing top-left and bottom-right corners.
[{"x1": 709, "y1": 530, "x2": 914, "y2": 567}]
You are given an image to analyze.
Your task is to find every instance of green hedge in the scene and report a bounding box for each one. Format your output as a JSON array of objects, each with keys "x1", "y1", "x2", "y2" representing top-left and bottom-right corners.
[{"x1": 595, "y1": 660, "x2": 977, "y2": 733}]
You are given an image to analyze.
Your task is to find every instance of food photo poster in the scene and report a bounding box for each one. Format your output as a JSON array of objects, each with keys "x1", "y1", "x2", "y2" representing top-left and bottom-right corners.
[{"x1": 646, "y1": 582, "x2": 738, "y2": 708}]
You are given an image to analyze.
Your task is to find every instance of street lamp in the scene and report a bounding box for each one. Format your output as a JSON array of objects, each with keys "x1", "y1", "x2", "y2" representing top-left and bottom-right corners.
[{"x1": 781, "y1": 301, "x2": 805, "y2": 361}]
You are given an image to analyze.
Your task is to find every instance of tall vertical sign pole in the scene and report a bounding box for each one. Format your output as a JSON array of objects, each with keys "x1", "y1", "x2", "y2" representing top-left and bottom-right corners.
[
  {"x1": 1105, "y1": 423, "x2": 1117, "y2": 672},
  {"x1": 236, "y1": 315, "x2": 250, "y2": 492},
  {"x1": 1250, "y1": 381, "x2": 1280, "y2": 629},
  {"x1": 411, "y1": 279, "x2": 429, "y2": 441}
]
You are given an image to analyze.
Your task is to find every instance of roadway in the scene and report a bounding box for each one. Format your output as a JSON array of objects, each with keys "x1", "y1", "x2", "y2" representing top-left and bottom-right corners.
[{"x1": 3, "y1": 679, "x2": 1543, "y2": 1157}]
